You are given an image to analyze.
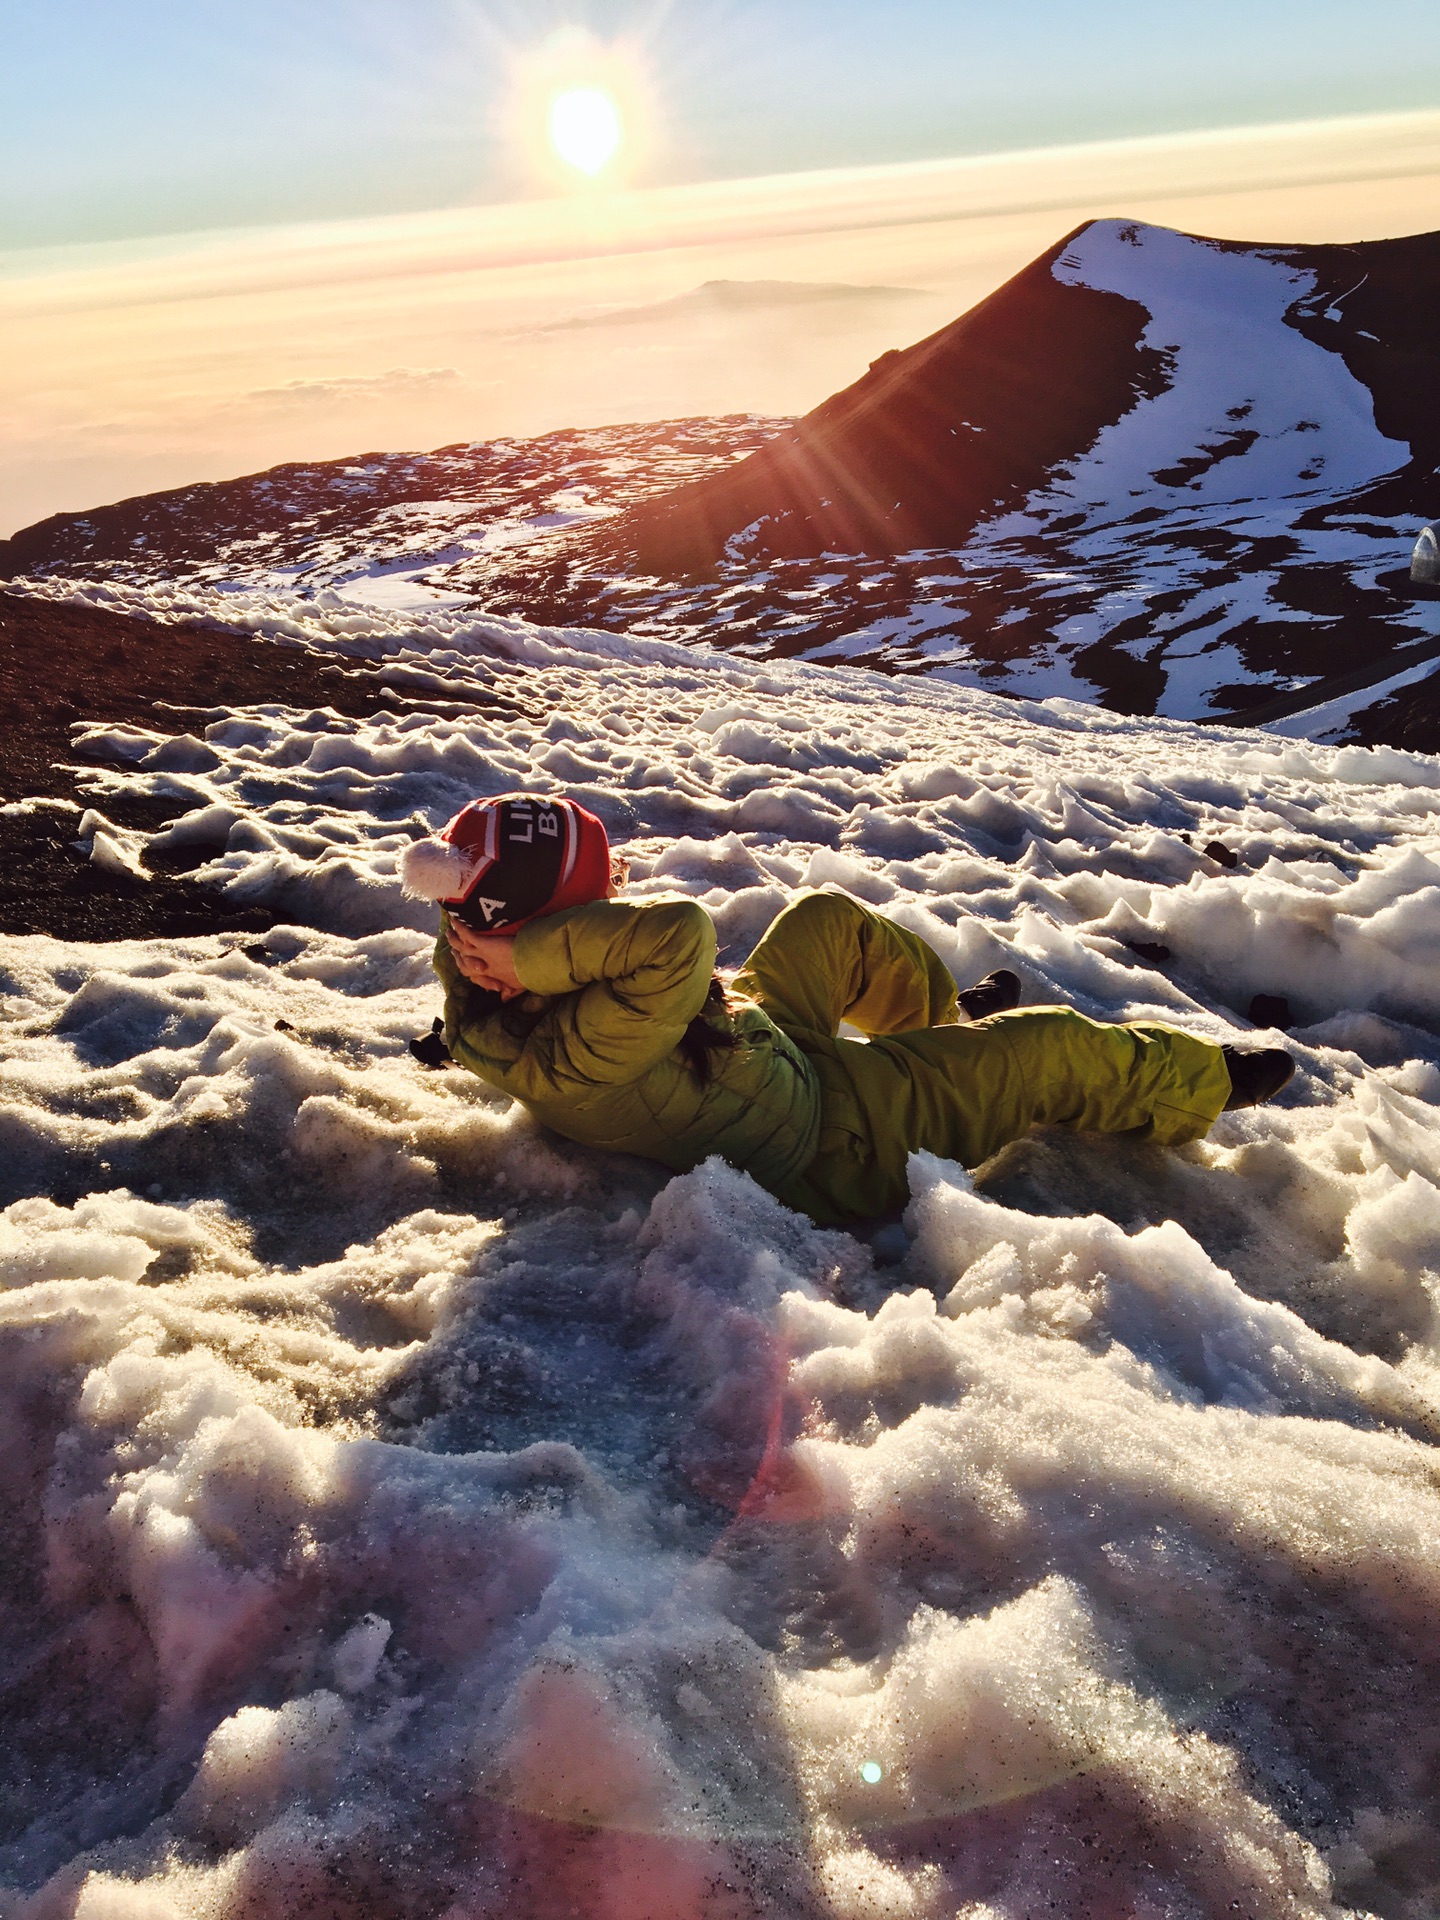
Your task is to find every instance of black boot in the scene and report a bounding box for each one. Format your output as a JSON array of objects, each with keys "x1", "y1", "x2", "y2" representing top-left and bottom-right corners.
[
  {"x1": 958, "y1": 969, "x2": 1021, "y2": 1020},
  {"x1": 409, "y1": 1018, "x2": 453, "y2": 1070},
  {"x1": 1221, "y1": 1045, "x2": 1294, "y2": 1109}
]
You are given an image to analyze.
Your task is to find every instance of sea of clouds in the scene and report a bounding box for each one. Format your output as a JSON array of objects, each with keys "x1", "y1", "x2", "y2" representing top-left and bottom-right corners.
[{"x1": 4, "y1": 582, "x2": 1440, "y2": 1918}]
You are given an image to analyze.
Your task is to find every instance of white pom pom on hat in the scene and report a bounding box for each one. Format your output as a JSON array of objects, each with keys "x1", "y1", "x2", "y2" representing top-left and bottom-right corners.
[{"x1": 400, "y1": 836, "x2": 476, "y2": 902}]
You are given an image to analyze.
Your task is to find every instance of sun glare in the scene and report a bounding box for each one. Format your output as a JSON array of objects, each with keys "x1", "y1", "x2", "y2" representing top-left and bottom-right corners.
[
  {"x1": 507, "y1": 30, "x2": 648, "y2": 192},
  {"x1": 549, "y1": 87, "x2": 622, "y2": 177}
]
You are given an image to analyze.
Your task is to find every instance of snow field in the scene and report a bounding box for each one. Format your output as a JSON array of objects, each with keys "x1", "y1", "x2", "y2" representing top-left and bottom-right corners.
[
  {"x1": 1050, "y1": 222, "x2": 1407, "y2": 512},
  {"x1": 950, "y1": 222, "x2": 1435, "y2": 723},
  {"x1": 5, "y1": 605, "x2": 1440, "y2": 1914}
]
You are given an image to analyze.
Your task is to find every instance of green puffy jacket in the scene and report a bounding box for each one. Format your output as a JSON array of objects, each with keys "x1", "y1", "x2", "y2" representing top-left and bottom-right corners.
[
  {"x1": 435, "y1": 889, "x2": 1230, "y2": 1225},
  {"x1": 434, "y1": 897, "x2": 823, "y2": 1193}
]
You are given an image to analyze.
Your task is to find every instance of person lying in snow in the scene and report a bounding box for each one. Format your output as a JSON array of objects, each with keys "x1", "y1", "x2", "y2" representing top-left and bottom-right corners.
[{"x1": 403, "y1": 792, "x2": 1294, "y2": 1228}]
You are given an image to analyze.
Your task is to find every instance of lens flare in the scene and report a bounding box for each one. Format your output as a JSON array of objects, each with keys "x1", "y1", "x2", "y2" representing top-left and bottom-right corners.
[{"x1": 549, "y1": 88, "x2": 622, "y2": 177}]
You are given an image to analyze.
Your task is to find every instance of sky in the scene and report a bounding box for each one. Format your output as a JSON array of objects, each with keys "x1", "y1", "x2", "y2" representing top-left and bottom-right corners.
[
  {"x1": 2, "y1": 2, "x2": 1438, "y2": 534},
  {"x1": 5, "y1": 0, "x2": 1440, "y2": 250}
]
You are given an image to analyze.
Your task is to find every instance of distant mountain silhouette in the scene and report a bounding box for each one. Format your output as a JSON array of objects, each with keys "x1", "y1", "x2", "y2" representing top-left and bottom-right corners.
[{"x1": 542, "y1": 279, "x2": 925, "y2": 331}]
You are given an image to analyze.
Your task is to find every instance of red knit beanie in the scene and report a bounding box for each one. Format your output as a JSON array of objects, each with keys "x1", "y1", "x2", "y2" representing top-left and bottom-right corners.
[{"x1": 400, "y1": 793, "x2": 612, "y2": 932}]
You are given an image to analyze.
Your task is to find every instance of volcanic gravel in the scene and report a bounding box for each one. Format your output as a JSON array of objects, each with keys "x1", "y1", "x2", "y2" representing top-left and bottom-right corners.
[{"x1": 0, "y1": 591, "x2": 515, "y2": 942}]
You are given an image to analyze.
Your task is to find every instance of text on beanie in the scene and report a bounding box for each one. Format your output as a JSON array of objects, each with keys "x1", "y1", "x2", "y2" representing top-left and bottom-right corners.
[{"x1": 400, "y1": 793, "x2": 611, "y2": 932}]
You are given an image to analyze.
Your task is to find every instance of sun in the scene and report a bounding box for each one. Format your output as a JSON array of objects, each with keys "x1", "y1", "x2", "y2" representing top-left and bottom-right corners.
[
  {"x1": 549, "y1": 87, "x2": 622, "y2": 178},
  {"x1": 506, "y1": 30, "x2": 649, "y2": 192}
]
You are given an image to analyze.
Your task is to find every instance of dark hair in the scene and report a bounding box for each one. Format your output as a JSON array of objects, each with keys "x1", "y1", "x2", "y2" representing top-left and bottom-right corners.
[{"x1": 679, "y1": 975, "x2": 743, "y2": 1084}]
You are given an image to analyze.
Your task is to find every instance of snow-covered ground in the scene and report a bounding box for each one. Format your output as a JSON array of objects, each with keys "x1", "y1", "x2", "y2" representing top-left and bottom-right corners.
[
  {"x1": 7, "y1": 587, "x2": 1440, "y2": 1917},
  {"x1": 0, "y1": 419, "x2": 785, "y2": 617}
]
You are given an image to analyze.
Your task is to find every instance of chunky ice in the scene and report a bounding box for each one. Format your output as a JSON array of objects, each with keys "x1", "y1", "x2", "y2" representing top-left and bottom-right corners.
[{"x1": 3, "y1": 594, "x2": 1440, "y2": 1916}]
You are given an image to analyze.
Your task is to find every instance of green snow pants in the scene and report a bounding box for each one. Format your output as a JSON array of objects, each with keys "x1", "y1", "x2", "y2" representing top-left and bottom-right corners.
[{"x1": 732, "y1": 890, "x2": 1231, "y2": 1225}]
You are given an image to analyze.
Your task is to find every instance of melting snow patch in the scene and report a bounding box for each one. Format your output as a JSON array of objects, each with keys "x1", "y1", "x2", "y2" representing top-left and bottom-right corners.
[{"x1": 3, "y1": 602, "x2": 1440, "y2": 1915}]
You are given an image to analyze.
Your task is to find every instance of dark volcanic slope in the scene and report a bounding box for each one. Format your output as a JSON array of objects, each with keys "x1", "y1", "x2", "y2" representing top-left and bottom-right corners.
[
  {"x1": 604, "y1": 221, "x2": 1440, "y2": 576},
  {"x1": 613, "y1": 234, "x2": 1170, "y2": 567},
  {"x1": 562, "y1": 218, "x2": 1438, "y2": 729},
  {"x1": 0, "y1": 591, "x2": 526, "y2": 939},
  {"x1": 1285, "y1": 230, "x2": 1440, "y2": 506}
]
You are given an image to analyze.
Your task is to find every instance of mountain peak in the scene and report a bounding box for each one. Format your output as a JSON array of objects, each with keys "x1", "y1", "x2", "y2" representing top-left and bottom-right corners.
[{"x1": 604, "y1": 217, "x2": 1438, "y2": 576}]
